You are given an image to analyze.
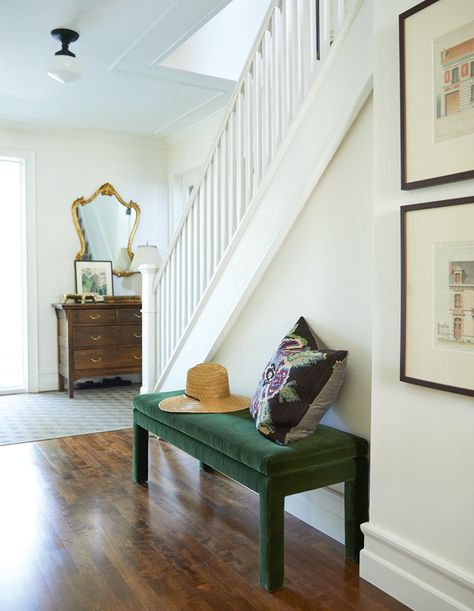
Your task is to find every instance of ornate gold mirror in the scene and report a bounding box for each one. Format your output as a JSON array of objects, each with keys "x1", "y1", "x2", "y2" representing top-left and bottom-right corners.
[{"x1": 72, "y1": 183, "x2": 141, "y2": 277}]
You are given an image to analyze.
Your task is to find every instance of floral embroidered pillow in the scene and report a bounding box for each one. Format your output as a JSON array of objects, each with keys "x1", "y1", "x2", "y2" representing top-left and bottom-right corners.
[{"x1": 250, "y1": 317, "x2": 348, "y2": 445}]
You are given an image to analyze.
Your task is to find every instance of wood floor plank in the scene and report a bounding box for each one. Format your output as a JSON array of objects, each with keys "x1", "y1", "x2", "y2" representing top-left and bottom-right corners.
[{"x1": 0, "y1": 430, "x2": 409, "y2": 610}]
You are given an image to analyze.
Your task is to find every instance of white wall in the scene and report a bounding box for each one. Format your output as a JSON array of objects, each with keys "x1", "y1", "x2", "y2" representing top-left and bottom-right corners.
[
  {"x1": 213, "y1": 96, "x2": 373, "y2": 542},
  {"x1": 161, "y1": 0, "x2": 271, "y2": 81},
  {"x1": 166, "y1": 110, "x2": 224, "y2": 239},
  {"x1": 359, "y1": 2, "x2": 474, "y2": 610},
  {"x1": 0, "y1": 124, "x2": 167, "y2": 392}
]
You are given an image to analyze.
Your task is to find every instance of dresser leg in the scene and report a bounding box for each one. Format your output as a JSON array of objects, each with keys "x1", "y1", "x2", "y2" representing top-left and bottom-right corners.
[
  {"x1": 68, "y1": 379, "x2": 74, "y2": 398},
  {"x1": 58, "y1": 374, "x2": 65, "y2": 392}
]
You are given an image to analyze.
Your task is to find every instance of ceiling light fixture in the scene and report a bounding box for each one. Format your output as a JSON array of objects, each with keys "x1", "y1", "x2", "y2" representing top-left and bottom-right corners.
[{"x1": 48, "y1": 28, "x2": 83, "y2": 83}]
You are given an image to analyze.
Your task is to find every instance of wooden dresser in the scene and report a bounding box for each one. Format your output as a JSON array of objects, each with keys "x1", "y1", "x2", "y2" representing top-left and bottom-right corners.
[{"x1": 53, "y1": 302, "x2": 142, "y2": 397}]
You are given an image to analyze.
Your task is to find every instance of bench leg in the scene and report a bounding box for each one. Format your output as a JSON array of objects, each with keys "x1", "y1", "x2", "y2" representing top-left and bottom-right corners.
[
  {"x1": 133, "y1": 422, "x2": 149, "y2": 483},
  {"x1": 199, "y1": 462, "x2": 215, "y2": 473},
  {"x1": 344, "y1": 456, "x2": 369, "y2": 562},
  {"x1": 259, "y1": 482, "x2": 285, "y2": 591}
]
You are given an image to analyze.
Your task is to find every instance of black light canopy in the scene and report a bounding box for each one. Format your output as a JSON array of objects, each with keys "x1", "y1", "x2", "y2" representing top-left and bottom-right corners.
[
  {"x1": 48, "y1": 28, "x2": 83, "y2": 83},
  {"x1": 51, "y1": 28, "x2": 80, "y2": 57}
]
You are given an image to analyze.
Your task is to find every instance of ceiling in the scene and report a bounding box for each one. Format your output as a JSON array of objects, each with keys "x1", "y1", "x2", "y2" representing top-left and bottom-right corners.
[{"x1": 0, "y1": 0, "x2": 238, "y2": 139}]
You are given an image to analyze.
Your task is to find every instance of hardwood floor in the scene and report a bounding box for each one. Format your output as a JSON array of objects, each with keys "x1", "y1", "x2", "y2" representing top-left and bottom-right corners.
[{"x1": 0, "y1": 431, "x2": 408, "y2": 611}]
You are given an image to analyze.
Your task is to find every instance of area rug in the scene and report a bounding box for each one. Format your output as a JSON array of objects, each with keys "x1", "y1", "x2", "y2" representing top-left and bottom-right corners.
[{"x1": 0, "y1": 385, "x2": 140, "y2": 446}]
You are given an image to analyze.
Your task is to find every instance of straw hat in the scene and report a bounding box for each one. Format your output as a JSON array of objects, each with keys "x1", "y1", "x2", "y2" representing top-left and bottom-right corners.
[{"x1": 159, "y1": 363, "x2": 250, "y2": 413}]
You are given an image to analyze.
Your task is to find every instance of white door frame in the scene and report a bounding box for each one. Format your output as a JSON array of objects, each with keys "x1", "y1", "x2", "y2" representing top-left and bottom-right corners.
[{"x1": 0, "y1": 148, "x2": 38, "y2": 393}]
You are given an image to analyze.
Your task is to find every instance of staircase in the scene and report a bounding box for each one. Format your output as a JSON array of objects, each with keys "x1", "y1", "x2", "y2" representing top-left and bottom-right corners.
[{"x1": 141, "y1": 0, "x2": 373, "y2": 393}]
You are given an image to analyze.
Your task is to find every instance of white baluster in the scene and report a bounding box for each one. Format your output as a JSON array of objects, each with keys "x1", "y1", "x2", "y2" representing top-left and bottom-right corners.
[
  {"x1": 228, "y1": 111, "x2": 237, "y2": 238},
  {"x1": 213, "y1": 147, "x2": 222, "y2": 265},
  {"x1": 271, "y1": 9, "x2": 280, "y2": 154},
  {"x1": 319, "y1": 0, "x2": 331, "y2": 61},
  {"x1": 283, "y1": 2, "x2": 294, "y2": 123},
  {"x1": 192, "y1": 199, "x2": 200, "y2": 309},
  {"x1": 171, "y1": 251, "x2": 177, "y2": 353},
  {"x1": 234, "y1": 95, "x2": 244, "y2": 223},
  {"x1": 253, "y1": 53, "x2": 262, "y2": 186},
  {"x1": 296, "y1": 0, "x2": 307, "y2": 100},
  {"x1": 179, "y1": 229, "x2": 186, "y2": 335},
  {"x1": 309, "y1": 0, "x2": 318, "y2": 73},
  {"x1": 161, "y1": 261, "x2": 171, "y2": 367},
  {"x1": 197, "y1": 187, "x2": 207, "y2": 295},
  {"x1": 205, "y1": 172, "x2": 214, "y2": 278},
  {"x1": 290, "y1": 1, "x2": 300, "y2": 113},
  {"x1": 219, "y1": 129, "x2": 228, "y2": 252},
  {"x1": 334, "y1": 0, "x2": 345, "y2": 37},
  {"x1": 139, "y1": 263, "x2": 159, "y2": 394},
  {"x1": 264, "y1": 29, "x2": 273, "y2": 171},
  {"x1": 159, "y1": 277, "x2": 165, "y2": 377},
  {"x1": 244, "y1": 72, "x2": 254, "y2": 205}
]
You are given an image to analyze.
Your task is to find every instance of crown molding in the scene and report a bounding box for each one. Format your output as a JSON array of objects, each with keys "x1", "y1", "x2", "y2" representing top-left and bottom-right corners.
[
  {"x1": 164, "y1": 107, "x2": 226, "y2": 147},
  {"x1": 0, "y1": 118, "x2": 167, "y2": 148}
]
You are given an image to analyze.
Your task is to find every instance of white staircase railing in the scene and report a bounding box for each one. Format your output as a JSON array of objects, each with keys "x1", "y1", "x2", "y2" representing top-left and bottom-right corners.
[{"x1": 142, "y1": 0, "x2": 355, "y2": 392}]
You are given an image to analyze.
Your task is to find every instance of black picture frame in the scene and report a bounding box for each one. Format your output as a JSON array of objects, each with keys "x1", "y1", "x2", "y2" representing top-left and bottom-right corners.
[
  {"x1": 400, "y1": 195, "x2": 474, "y2": 397},
  {"x1": 74, "y1": 260, "x2": 114, "y2": 296},
  {"x1": 399, "y1": 0, "x2": 474, "y2": 189}
]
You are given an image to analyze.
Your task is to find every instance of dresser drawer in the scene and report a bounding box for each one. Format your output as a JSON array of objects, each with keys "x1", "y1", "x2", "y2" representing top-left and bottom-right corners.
[
  {"x1": 73, "y1": 325, "x2": 142, "y2": 348},
  {"x1": 72, "y1": 308, "x2": 117, "y2": 325},
  {"x1": 118, "y1": 307, "x2": 142, "y2": 323},
  {"x1": 74, "y1": 347, "x2": 142, "y2": 370}
]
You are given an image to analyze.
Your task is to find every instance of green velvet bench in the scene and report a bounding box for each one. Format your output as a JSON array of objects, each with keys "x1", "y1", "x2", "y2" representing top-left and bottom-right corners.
[{"x1": 132, "y1": 390, "x2": 369, "y2": 591}]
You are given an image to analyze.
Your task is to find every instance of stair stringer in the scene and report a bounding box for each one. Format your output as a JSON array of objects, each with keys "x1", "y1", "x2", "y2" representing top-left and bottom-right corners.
[{"x1": 157, "y1": 0, "x2": 373, "y2": 392}]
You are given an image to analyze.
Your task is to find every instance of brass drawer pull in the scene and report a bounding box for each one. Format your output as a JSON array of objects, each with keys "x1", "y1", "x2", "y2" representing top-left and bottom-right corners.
[
  {"x1": 133, "y1": 333, "x2": 142, "y2": 338},
  {"x1": 134, "y1": 313, "x2": 142, "y2": 319},
  {"x1": 133, "y1": 355, "x2": 142, "y2": 360},
  {"x1": 89, "y1": 314, "x2": 101, "y2": 320},
  {"x1": 90, "y1": 335, "x2": 102, "y2": 341},
  {"x1": 90, "y1": 357, "x2": 102, "y2": 363}
]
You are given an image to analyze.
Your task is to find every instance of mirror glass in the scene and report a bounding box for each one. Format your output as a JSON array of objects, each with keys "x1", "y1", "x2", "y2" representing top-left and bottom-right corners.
[{"x1": 72, "y1": 183, "x2": 141, "y2": 276}]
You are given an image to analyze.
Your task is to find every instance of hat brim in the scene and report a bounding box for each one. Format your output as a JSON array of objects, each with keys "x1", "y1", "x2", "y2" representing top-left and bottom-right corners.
[{"x1": 159, "y1": 394, "x2": 249, "y2": 413}]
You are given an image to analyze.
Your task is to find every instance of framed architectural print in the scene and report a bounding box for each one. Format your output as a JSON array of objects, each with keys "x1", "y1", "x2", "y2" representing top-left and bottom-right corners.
[
  {"x1": 75, "y1": 260, "x2": 114, "y2": 296},
  {"x1": 399, "y1": 0, "x2": 474, "y2": 189},
  {"x1": 400, "y1": 196, "x2": 474, "y2": 397}
]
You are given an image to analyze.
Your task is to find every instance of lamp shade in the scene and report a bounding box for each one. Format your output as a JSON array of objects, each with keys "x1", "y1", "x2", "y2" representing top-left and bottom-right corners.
[
  {"x1": 48, "y1": 54, "x2": 83, "y2": 82},
  {"x1": 129, "y1": 245, "x2": 161, "y2": 272},
  {"x1": 114, "y1": 247, "x2": 132, "y2": 272}
]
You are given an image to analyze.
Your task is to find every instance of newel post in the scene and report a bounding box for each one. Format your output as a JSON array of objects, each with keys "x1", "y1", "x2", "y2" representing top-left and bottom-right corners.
[{"x1": 139, "y1": 263, "x2": 159, "y2": 394}]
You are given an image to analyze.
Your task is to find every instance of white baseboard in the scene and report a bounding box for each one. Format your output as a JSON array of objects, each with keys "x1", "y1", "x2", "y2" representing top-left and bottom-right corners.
[
  {"x1": 285, "y1": 486, "x2": 344, "y2": 544},
  {"x1": 360, "y1": 523, "x2": 474, "y2": 611}
]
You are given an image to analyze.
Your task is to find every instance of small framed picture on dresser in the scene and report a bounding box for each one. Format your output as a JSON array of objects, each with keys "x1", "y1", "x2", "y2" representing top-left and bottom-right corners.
[{"x1": 75, "y1": 260, "x2": 114, "y2": 296}]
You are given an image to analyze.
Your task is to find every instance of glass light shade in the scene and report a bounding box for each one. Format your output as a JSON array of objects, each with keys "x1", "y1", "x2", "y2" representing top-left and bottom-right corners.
[
  {"x1": 114, "y1": 247, "x2": 131, "y2": 272},
  {"x1": 48, "y1": 55, "x2": 83, "y2": 83},
  {"x1": 129, "y1": 245, "x2": 161, "y2": 272}
]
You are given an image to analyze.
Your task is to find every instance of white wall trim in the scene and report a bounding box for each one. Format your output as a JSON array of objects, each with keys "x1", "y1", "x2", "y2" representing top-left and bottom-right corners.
[
  {"x1": 165, "y1": 108, "x2": 226, "y2": 147},
  {"x1": 360, "y1": 523, "x2": 474, "y2": 611},
  {"x1": 0, "y1": 147, "x2": 38, "y2": 393},
  {"x1": 24, "y1": 149, "x2": 38, "y2": 393},
  {"x1": 154, "y1": 91, "x2": 225, "y2": 136},
  {"x1": 38, "y1": 373, "x2": 58, "y2": 393},
  {"x1": 285, "y1": 487, "x2": 344, "y2": 544},
  {"x1": 0, "y1": 120, "x2": 167, "y2": 147}
]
